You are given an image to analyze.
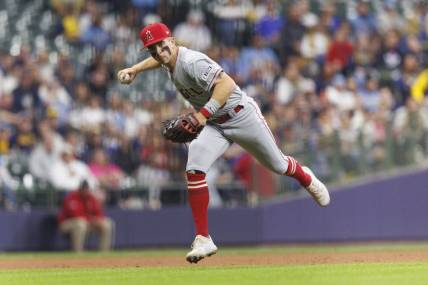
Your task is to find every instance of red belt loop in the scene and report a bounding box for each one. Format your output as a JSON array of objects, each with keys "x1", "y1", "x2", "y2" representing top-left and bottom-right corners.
[{"x1": 213, "y1": 105, "x2": 243, "y2": 124}]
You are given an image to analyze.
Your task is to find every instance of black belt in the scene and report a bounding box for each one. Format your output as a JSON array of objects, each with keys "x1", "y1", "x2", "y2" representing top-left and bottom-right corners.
[{"x1": 213, "y1": 105, "x2": 243, "y2": 124}]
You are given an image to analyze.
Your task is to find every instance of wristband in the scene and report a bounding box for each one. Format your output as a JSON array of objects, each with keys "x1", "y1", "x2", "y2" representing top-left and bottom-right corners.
[
  {"x1": 199, "y1": 107, "x2": 211, "y2": 119},
  {"x1": 200, "y1": 98, "x2": 221, "y2": 119}
]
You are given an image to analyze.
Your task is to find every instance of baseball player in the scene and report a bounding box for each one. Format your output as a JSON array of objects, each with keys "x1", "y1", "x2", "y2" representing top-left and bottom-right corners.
[{"x1": 118, "y1": 22, "x2": 330, "y2": 264}]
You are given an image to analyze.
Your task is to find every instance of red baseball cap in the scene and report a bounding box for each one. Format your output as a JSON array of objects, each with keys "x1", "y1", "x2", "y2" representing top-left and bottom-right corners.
[{"x1": 139, "y1": 22, "x2": 172, "y2": 48}]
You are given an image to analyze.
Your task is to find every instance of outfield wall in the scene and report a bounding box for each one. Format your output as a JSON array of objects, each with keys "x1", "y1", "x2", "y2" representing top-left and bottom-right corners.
[{"x1": 0, "y1": 169, "x2": 427, "y2": 251}]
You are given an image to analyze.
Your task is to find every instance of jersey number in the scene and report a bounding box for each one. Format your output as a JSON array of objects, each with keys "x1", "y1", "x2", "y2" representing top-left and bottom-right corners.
[{"x1": 179, "y1": 88, "x2": 202, "y2": 99}]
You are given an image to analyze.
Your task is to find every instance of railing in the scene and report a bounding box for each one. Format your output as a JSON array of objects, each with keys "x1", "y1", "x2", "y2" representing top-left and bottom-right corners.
[
  {"x1": 268, "y1": 122, "x2": 428, "y2": 198},
  {"x1": 3, "y1": 121, "x2": 428, "y2": 210},
  {"x1": 11, "y1": 181, "x2": 248, "y2": 210}
]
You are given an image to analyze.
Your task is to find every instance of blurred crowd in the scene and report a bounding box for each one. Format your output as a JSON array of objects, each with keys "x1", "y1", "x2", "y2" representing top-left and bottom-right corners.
[{"x1": 1, "y1": 0, "x2": 428, "y2": 210}]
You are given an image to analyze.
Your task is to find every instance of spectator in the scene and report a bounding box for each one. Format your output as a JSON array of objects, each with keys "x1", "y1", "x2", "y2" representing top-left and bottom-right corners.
[
  {"x1": 353, "y1": 33, "x2": 380, "y2": 68},
  {"x1": 58, "y1": 3, "x2": 82, "y2": 43},
  {"x1": 362, "y1": 110, "x2": 388, "y2": 169},
  {"x1": 35, "y1": 51, "x2": 55, "y2": 84},
  {"x1": 71, "y1": 81, "x2": 91, "y2": 109},
  {"x1": 315, "y1": 62, "x2": 341, "y2": 94},
  {"x1": 0, "y1": 126, "x2": 11, "y2": 156},
  {"x1": 105, "y1": 94, "x2": 126, "y2": 134},
  {"x1": 403, "y1": 34, "x2": 425, "y2": 63},
  {"x1": 211, "y1": 0, "x2": 252, "y2": 46},
  {"x1": 237, "y1": 34, "x2": 279, "y2": 82},
  {"x1": 63, "y1": 129, "x2": 86, "y2": 160},
  {"x1": 122, "y1": 99, "x2": 150, "y2": 138},
  {"x1": 376, "y1": 29, "x2": 403, "y2": 82},
  {"x1": 136, "y1": 135, "x2": 171, "y2": 209},
  {"x1": 393, "y1": 96, "x2": 428, "y2": 164},
  {"x1": 275, "y1": 61, "x2": 315, "y2": 105},
  {"x1": 358, "y1": 74, "x2": 382, "y2": 113},
  {"x1": 136, "y1": 154, "x2": 170, "y2": 209},
  {"x1": 78, "y1": 0, "x2": 100, "y2": 34},
  {"x1": 11, "y1": 67, "x2": 42, "y2": 115},
  {"x1": 173, "y1": 10, "x2": 212, "y2": 52},
  {"x1": 0, "y1": 53, "x2": 19, "y2": 96},
  {"x1": 325, "y1": 74, "x2": 357, "y2": 113},
  {"x1": 131, "y1": 0, "x2": 159, "y2": 19},
  {"x1": 326, "y1": 23, "x2": 354, "y2": 73},
  {"x1": 231, "y1": 151, "x2": 253, "y2": 190},
  {"x1": 411, "y1": 66, "x2": 428, "y2": 104},
  {"x1": 82, "y1": 130, "x2": 104, "y2": 162},
  {"x1": 253, "y1": 1, "x2": 283, "y2": 46},
  {"x1": 80, "y1": 11, "x2": 111, "y2": 51},
  {"x1": 219, "y1": 46, "x2": 240, "y2": 81},
  {"x1": 278, "y1": 1, "x2": 306, "y2": 63},
  {"x1": 350, "y1": 0, "x2": 377, "y2": 38},
  {"x1": 88, "y1": 147, "x2": 125, "y2": 191},
  {"x1": 28, "y1": 129, "x2": 64, "y2": 182},
  {"x1": 247, "y1": 0, "x2": 268, "y2": 22},
  {"x1": 205, "y1": 160, "x2": 227, "y2": 208},
  {"x1": 113, "y1": 136, "x2": 140, "y2": 175},
  {"x1": 38, "y1": 79, "x2": 72, "y2": 126},
  {"x1": 338, "y1": 111, "x2": 360, "y2": 174},
  {"x1": 56, "y1": 56, "x2": 77, "y2": 95},
  {"x1": 0, "y1": 155, "x2": 19, "y2": 210},
  {"x1": 318, "y1": 1, "x2": 341, "y2": 34},
  {"x1": 405, "y1": 1, "x2": 428, "y2": 42},
  {"x1": 393, "y1": 53, "x2": 419, "y2": 106},
  {"x1": 49, "y1": 144, "x2": 96, "y2": 192},
  {"x1": 10, "y1": 117, "x2": 37, "y2": 154},
  {"x1": 313, "y1": 106, "x2": 338, "y2": 179},
  {"x1": 57, "y1": 180, "x2": 114, "y2": 252},
  {"x1": 300, "y1": 14, "x2": 330, "y2": 62},
  {"x1": 86, "y1": 55, "x2": 112, "y2": 100},
  {"x1": 377, "y1": 1, "x2": 405, "y2": 34},
  {"x1": 69, "y1": 96, "x2": 106, "y2": 132}
]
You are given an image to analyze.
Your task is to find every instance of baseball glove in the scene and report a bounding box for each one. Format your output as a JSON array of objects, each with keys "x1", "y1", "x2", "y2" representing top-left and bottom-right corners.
[{"x1": 162, "y1": 113, "x2": 203, "y2": 143}]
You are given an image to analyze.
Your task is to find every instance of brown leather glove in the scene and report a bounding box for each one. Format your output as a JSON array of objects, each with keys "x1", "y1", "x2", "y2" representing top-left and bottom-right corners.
[{"x1": 162, "y1": 113, "x2": 204, "y2": 143}]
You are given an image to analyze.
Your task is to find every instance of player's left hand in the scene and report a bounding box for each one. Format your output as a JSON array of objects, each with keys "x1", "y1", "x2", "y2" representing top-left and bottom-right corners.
[
  {"x1": 194, "y1": 112, "x2": 207, "y2": 126},
  {"x1": 162, "y1": 113, "x2": 204, "y2": 143}
]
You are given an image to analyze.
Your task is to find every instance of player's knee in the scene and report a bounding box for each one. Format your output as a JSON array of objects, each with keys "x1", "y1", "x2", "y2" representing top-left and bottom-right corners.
[
  {"x1": 187, "y1": 140, "x2": 211, "y2": 172},
  {"x1": 187, "y1": 138, "x2": 215, "y2": 173},
  {"x1": 188, "y1": 139, "x2": 211, "y2": 155},
  {"x1": 186, "y1": 170, "x2": 207, "y2": 189}
]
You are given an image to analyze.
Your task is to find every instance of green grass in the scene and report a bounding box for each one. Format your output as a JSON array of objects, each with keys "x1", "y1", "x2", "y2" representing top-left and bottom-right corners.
[
  {"x1": 2, "y1": 242, "x2": 428, "y2": 285},
  {"x1": 1, "y1": 263, "x2": 428, "y2": 285}
]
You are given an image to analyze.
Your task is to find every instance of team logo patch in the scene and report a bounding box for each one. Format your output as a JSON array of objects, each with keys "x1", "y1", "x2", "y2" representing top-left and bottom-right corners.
[
  {"x1": 146, "y1": 31, "x2": 154, "y2": 41},
  {"x1": 202, "y1": 65, "x2": 213, "y2": 80}
]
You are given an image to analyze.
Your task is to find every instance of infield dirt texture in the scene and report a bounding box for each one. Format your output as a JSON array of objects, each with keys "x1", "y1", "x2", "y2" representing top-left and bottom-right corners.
[{"x1": 2, "y1": 242, "x2": 428, "y2": 285}]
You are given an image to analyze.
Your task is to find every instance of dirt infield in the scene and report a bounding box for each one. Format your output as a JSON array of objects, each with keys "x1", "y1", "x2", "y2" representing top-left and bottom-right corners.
[{"x1": 2, "y1": 249, "x2": 428, "y2": 269}]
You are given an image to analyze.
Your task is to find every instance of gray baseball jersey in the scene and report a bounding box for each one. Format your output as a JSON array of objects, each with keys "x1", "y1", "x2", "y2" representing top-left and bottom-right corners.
[
  {"x1": 166, "y1": 47, "x2": 246, "y2": 119},
  {"x1": 165, "y1": 46, "x2": 289, "y2": 174}
]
